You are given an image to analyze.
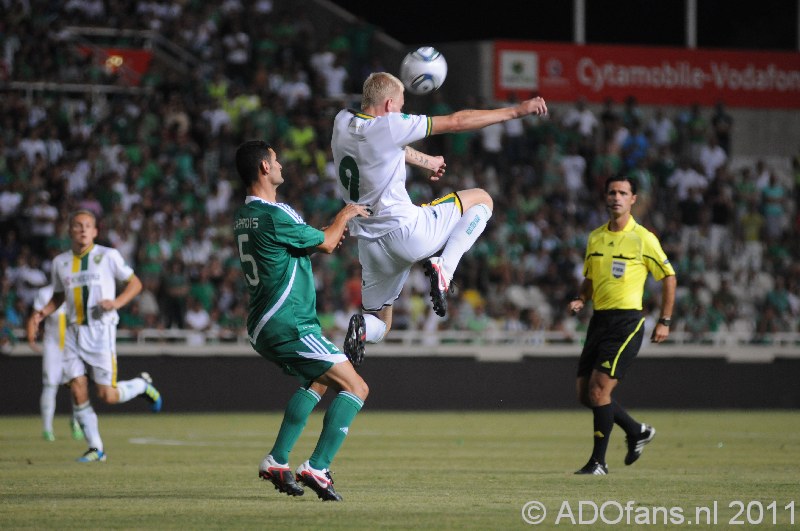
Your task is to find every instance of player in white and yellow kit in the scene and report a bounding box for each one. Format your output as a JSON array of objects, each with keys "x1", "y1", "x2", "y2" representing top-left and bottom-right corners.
[
  {"x1": 332, "y1": 72, "x2": 547, "y2": 365},
  {"x1": 27, "y1": 284, "x2": 83, "y2": 442},
  {"x1": 29, "y1": 210, "x2": 162, "y2": 462}
]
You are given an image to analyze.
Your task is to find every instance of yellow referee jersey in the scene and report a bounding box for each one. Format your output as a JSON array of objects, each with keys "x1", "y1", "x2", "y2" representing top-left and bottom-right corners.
[{"x1": 584, "y1": 217, "x2": 675, "y2": 310}]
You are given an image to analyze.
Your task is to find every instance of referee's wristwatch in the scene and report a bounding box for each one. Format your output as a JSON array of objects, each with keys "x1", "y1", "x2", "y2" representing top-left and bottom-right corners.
[{"x1": 657, "y1": 317, "x2": 672, "y2": 327}]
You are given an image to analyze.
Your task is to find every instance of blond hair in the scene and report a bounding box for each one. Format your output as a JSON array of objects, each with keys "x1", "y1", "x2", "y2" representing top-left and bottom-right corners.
[
  {"x1": 361, "y1": 72, "x2": 404, "y2": 110},
  {"x1": 69, "y1": 209, "x2": 97, "y2": 225}
]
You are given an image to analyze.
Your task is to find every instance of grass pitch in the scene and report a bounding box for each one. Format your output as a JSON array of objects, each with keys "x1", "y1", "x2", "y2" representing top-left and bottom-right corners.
[{"x1": 1, "y1": 410, "x2": 798, "y2": 529}]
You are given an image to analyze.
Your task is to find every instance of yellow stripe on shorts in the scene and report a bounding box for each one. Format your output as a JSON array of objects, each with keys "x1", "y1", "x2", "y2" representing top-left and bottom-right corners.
[
  {"x1": 58, "y1": 311, "x2": 66, "y2": 351},
  {"x1": 610, "y1": 317, "x2": 645, "y2": 376},
  {"x1": 422, "y1": 192, "x2": 462, "y2": 214}
]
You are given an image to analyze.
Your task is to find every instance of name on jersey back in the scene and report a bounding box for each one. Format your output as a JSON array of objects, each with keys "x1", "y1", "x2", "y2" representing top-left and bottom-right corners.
[{"x1": 234, "y1": 217, "x2": 259, "y2": 230}]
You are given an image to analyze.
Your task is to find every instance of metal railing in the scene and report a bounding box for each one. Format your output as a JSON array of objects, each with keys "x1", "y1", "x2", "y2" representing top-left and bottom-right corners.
[
  {"x1": 8, "y1": 328, "x2": 800, "y2": 363},
  {"x1": 2, "y1": 81, "x2": 153, "y2": 98},
  {"x1": 99, "y1": 327, "x2": 798, "y2": 348}
]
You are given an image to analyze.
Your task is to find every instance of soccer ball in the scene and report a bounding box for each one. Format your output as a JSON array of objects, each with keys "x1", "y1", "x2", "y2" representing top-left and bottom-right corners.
[{"x1": 399, "y1": 46, "x2": 448, "y2": 95}]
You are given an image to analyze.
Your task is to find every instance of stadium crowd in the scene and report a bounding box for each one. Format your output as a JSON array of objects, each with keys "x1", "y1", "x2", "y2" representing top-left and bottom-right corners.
[{"x1": 1, "y1": 0, "x2": 799, "y2": 352}]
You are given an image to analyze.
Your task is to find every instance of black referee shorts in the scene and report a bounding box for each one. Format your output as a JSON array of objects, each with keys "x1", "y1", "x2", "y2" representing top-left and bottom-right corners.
[{"x1": 577, "y1": 309, "x2": 646, "y2": 380}]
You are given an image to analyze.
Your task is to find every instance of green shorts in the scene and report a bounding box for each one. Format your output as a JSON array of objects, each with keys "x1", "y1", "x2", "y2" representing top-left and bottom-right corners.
[{"x1": 252, "y1": 331, "x2": 348, "y2": 385}]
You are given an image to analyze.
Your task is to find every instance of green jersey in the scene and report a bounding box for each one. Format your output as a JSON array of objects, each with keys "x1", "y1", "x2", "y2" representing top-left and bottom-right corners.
[{"x1": 233, "y1": 197, "x2": 324, "y2": 346}]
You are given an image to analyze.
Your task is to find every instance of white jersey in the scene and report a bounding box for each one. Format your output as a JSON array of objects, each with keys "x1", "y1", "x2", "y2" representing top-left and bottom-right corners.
[
  {"x1": 33, "y1": 284, "x2": 66, "y2": 350},
  {"x1": 331, "y1": 109, "x2": 432, "y2": 239},
  {"x1": 51, "y1": 244, "x2": 135, "y2": 326}
]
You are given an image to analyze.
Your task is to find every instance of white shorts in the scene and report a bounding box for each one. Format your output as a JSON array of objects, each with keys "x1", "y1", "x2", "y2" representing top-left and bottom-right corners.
[
  {"x1": 62, "y1": 324, "x2": 118, "y2": 387},
  {"x1": 42, "y1": 337, "x2": 66, "y2": 387},
  {"x1": 359, "y1": 193, "x2": 462, "y2": 311}
]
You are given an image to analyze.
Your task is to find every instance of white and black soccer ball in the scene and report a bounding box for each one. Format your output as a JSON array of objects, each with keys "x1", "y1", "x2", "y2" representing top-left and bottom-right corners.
[{"x1": 399, "y1": 46, "x2": 448, "y2": 96}]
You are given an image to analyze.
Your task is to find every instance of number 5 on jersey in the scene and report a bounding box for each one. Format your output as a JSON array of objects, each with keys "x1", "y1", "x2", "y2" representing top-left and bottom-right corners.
[{"x1": 237, "y1": 234, "x2": 259, "y2": 286}]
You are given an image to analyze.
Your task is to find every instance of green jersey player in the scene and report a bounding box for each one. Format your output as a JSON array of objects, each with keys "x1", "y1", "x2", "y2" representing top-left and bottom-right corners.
[{"x1": 233, "y1": 140, "x2": 369, "y2": 501}]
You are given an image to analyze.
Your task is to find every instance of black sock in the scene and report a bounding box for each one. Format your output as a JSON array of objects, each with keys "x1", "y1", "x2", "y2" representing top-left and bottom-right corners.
[
  {"x1": 591, "y1": 403, "x2": 614, "y2": 464},
  {"x1": 612, "y1": 400, "x2": 641, "y2": 437}
]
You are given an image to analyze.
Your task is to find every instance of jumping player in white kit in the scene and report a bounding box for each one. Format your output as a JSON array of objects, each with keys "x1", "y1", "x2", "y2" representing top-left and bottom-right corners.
[{"x1": 331, "y1": 72, "x2": 547, "y2": 365}]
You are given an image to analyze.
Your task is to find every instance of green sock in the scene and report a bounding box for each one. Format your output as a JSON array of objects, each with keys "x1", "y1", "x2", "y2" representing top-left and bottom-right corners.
[
  {"x1": 309, "y1": 391, "x2": 364, "y2": 470},
  {"x1": 269, "y1": 387, "x2": 320, "y2": 464}
]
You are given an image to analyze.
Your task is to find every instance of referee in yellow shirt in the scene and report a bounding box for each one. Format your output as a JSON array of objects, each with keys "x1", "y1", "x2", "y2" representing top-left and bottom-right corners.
[{"x1": 568, "y1": 174, "x2": 676, "y2": 475}]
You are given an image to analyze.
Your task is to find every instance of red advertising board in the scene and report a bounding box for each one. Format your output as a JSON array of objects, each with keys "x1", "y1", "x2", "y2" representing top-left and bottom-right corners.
[
  {"x1": 494, "y1": 41, "x2": 800, "y2": 109},
  {"x1": 76, "y1": 47, "x2": 153, "y2": 86}
]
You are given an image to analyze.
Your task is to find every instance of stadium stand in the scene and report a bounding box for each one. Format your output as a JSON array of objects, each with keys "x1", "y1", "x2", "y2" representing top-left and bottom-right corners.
[{"x1": 1, "y1": 0, "x2": 798, "y2": 358}]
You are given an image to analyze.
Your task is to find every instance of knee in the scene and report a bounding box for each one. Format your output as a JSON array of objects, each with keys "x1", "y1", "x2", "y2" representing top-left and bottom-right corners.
[
  {"x1": 349, "y1": 379, "x2": 369, "y2": 402},
  {"x1": 371, "y1": 311, "x2": 391, "y2": 341},
  {"x1": 309, "y1": 381, "x2": 327, "y2": 397},
  {"x1": 587, "y1": 385, "x2": 608, "y2": 407},
  {"x1": 334, "y1": 368, "x2": 369, "y2": 401},
  {"x1": 356, "y1": 380, "x2": 369, "y2": 401},
  {"x1": 476, "y1": 189, "x2": 493, "y2": 211},
  {"x1": 96, "y1": 386, "x2": 118, "y2": 405},
  {"x1": 70, "y1": 377, "x2": 89, "y2": 402}
]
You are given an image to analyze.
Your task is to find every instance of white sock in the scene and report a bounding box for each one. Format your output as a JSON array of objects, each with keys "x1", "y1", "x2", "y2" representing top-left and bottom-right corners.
[
  {"x1": 74, "y1": 401, "x2": 102, "y2": 451},
  {"x1": 116, "y1": 377, "x2": 147, "y2": 403},
  {"x1": 40, "y1": 384, "x2": 58, "y2": 432},
  {"x1": 363, "y1": 314, "x2": 387, "y2": 344},
  {"x1": 440, "y1": 204, "x2": 492, "y2": 278}
]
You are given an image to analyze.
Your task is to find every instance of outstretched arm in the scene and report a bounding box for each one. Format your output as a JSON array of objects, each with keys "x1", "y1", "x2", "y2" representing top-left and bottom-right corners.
[
  {"x1": 405, "y1": 146, "x2": 446, "y2": 181},
  {"x1": 316, "y1": 204, "x2": 370, "y2": 254},
  {"x1": 430, "y1": 96, "x2": 547, "y2": 135}
]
